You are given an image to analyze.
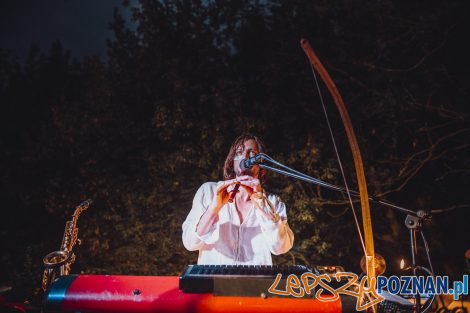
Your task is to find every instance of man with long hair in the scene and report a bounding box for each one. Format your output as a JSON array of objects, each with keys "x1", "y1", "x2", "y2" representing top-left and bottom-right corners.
[{"x1": 182, "y1": 133, "x2": 294, "y2": 265}]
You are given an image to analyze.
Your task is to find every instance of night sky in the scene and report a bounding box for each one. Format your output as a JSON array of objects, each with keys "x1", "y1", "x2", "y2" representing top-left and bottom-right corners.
[{"x1": 0, "y1": 0, "x2": 136, "y2": 61}]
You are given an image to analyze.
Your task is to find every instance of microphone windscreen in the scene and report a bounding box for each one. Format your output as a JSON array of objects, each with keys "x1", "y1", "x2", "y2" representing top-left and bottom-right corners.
[{"x1": 239, "y1": 158, "x2": 249, "y2": 171}]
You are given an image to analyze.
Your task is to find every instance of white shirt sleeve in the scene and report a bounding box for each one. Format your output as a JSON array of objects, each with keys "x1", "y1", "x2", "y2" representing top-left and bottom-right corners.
[
  {"x1": 182, "y1": 182, "x2": 220, "y2": 251},
  {"x1": 257, "y1": 194, "x2": 294, "y2": 255}
]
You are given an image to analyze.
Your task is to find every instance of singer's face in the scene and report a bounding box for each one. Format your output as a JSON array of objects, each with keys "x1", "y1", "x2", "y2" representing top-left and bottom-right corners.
[{"x1": 234, "y1": 139, "x2": 260, "y2": 178}]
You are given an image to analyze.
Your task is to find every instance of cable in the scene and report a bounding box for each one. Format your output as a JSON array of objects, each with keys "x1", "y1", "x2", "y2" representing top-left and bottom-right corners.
[
  {"x1": 410, "y1": 231, "x2": 435, "y2": 313},
  {"x1": 413, "y1": 264, "x2": 435, "y2": 313},
  {"x1": 421, "y1": 230, "x2": 451, "y2": 313}
]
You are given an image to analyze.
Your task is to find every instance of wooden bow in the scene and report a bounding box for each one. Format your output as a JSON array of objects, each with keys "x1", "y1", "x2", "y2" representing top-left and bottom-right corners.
[{"x1": 300, "y1": 39, "x2": 376, "y2": 288}]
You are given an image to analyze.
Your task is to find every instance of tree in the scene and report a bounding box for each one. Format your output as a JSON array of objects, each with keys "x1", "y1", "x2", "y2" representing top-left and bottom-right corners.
[{"x1": 0, "y1": 0, "x2": 468, "y2": 303}]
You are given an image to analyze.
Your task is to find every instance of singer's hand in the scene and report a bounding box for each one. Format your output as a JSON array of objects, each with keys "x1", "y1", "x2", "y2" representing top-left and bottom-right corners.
[
  {"x1": 197, "y1": 179, "x2": 238, "y2": 236},
  {"x1": 236, "y1": 175, "x2": 262, "y2": 195},
  {"x1": 212, "y1": 179, "x2": 239, "y2": 211}
]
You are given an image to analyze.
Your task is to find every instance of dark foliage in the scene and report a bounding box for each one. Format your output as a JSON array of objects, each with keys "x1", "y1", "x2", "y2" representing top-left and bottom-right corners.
[{"x1": 0, "y1": 0, "x2": 469, "y2": 303}]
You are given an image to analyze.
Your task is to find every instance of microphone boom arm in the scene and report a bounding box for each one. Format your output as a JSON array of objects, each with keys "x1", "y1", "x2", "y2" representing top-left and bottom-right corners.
[{"x1": 257, "y1": 159, "x2": 417, "y2": 215}]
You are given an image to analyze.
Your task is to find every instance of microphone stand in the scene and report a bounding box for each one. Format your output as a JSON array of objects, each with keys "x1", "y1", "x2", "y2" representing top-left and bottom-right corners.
[
  {"x1": 403, "y1": 212, "x2": 433, "y2": 313},
  {"x1": 257, "y1": 162, "x2": 416, "y2": 214},
  {"x1": 256, "y1": 157, "x2": 435, "y2": 312}
]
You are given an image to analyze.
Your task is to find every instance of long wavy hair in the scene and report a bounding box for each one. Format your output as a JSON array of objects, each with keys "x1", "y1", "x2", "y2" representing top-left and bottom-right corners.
[{"x1": 223, "y1": 133, "x2": 267, "y2": 184}]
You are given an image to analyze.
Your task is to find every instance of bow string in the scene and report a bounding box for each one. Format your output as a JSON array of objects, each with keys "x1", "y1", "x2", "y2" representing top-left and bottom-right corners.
[{"x1": 300, "y1": 38, "x2": 376, "y2": 289}]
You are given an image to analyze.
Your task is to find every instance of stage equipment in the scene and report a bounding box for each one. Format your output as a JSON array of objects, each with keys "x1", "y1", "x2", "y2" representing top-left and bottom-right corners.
[
  {"x1": 179, "y1": 264, "x2": 345, "y2": 296},
  {"x1": 42, "y1": 274, "x2": 352, "y2": 313},
  {"x1": 361, "y1": 253, "x2": 386, "y2": 277},
  {"x1": 41, "y1": 199, "x2": 92, "y2": 291}
]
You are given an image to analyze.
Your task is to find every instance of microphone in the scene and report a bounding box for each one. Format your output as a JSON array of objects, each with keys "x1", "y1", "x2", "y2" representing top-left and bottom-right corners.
[{"x1": 239, "y1": 154, "x2": 263, "y2": 171}]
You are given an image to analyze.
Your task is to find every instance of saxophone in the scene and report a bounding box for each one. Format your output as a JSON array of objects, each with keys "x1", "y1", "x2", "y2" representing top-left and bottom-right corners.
[{"x1": 41, "y1": 199, "x2": 92, "y2": 291}]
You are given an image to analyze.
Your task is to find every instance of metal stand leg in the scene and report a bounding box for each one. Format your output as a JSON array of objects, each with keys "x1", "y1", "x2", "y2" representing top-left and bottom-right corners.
[{"x1": 406, "y1": 214, "x2": 422, "y2": 313}]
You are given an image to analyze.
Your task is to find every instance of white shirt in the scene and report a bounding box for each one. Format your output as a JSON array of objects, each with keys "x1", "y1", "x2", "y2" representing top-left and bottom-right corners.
[{"x1": 182, "y1": 182, "x2": 294, "y2": 265}]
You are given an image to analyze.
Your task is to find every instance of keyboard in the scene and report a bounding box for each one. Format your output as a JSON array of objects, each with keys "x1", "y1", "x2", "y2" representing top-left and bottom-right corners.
[
  {"x1": 42, "y1": 275, "x2": 347, "y2": 313},
  {"x1": 179, "y1": 264, "x2": 345, "y2": 297}
]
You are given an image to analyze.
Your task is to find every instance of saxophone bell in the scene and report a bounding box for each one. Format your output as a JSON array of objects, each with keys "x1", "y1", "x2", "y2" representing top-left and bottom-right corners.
[
  {"x1": 42, "y1": 250, "x2": 72, "y2": 290},
  {"x1": 43, "y1": 250, "x2": 71, "y2": 268}
]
